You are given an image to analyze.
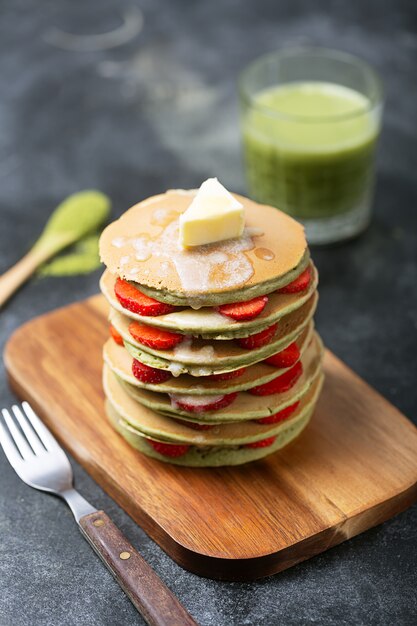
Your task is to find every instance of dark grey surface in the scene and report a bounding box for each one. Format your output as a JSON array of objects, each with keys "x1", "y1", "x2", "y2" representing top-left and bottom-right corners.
[{"x1": 0, "y1": 1, "x2": 416, "y2": 625}]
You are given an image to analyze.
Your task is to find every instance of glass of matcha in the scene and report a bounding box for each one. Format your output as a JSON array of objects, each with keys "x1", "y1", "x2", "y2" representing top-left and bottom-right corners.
[{"x1": 239, "y1": 48, "x2": 383, "y2": 244}]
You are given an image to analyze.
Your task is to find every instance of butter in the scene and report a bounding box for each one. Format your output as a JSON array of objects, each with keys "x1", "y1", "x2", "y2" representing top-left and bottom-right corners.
[{"x1": 179, "y1": 178, "x2": 244, "y2": 248}]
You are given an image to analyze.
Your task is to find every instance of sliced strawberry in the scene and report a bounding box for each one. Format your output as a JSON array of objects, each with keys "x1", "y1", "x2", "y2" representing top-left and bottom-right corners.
[
  {"x1": 147, "y1": 439, "x2": 190, "y2": 458},
  {"x1": 277, "y1": 267, "x2": 311, "y2": 294},
  {"x1": 129, "y1": 321, "x2": 184, "y2": 350},
  {"x1": 255, "y1": 401, "x2": 300, "y2": 424},
  {"x1": 208, "y1": 367, "x2": 246, "y2": 381},
  {"x1": 264, "y1": 342, "x2": 300, "y2": 368},
  {"x1": 245, "y1": 436, "x2": 277, "y2": 449},
  {"x1": 114, "y1": 277, "x2": 176, "y2": 316},
  {"x1": 174, "y1": 419, "x2": 214, "y2": 431},
  {"x1": 248, "y1": 361, "x2": 303, "y2": 396},
  {"x1": 110, "y1": 325, "x2": 124, "y2": 346},
  {"x1": 217, "y1": 295, "x2": 268, "y2": 321},
  {"x1": 237, "y1": 323, "x2": 278, "y2": 350},
  {"x1": 132, "y1": 359, "x2": 172, "y2": 384},
  {"x1": 171, "y1": 392, "x2": 238, "y2": 414}
]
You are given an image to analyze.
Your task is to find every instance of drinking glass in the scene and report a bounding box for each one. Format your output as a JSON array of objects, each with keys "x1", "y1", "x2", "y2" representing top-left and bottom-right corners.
[{"x1": 239, "y1": 47, "x2": 383, "y2": 244}]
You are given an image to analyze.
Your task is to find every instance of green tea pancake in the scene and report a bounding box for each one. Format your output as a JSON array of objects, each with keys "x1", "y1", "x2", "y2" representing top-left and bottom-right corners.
[
  {"x1": 99, "y1": 189, "x2": 308, "y2": 307},
  {"x1": 104, "y1": 332, "x2": 323, "y2": 423},
  {"x1": 106, "y1": 398, "x2": 314, "y2": 467},
  {"x1": 100, "y1": 263, "x2": 318, "y2": 339},
  {"x1": 104, "y1": 374, "x2": 322, "y2": 445},
  {"x1": 119, "y1": 293, "x2": 318, "y2": 376},
  {"x1": 103, "y1": 324, "x2": 313, "y2": 395}
]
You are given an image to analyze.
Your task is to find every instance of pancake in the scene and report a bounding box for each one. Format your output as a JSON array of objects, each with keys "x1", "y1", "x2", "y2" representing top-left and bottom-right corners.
[
  {"x1": 105, "y1": 375, "x2": 322, "y2": 445},
  {"x1": 99, "y1": 190, "x2": 308, "y2": 307},
  {"x1": 106, "y1": 398, "x2": 314, "y2": 466},
  {"x1": 120, "y1": 293, "x2": 318, "y2": 376},
  {"x1": 104, "y1": 332, "x2": 324, "y2": 422},
  {"x1": 103, "y1": 324, "x2": 313, "y2": 395},
  {"x1": 100, "y1": 185, "x2": 323, "y2": 465},
  {"x1": 101, "y1": 263, "x2": 318, "y2": 339}
]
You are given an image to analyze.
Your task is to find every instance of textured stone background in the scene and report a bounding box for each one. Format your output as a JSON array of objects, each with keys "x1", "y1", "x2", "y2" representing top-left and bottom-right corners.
[{"x1": 0, "y1": 1, "x2": 416, "y2": 625}]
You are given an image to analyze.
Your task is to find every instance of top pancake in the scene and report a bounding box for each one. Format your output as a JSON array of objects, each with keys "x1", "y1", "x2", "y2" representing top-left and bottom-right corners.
[{"x1": 99, "y1": 189, "x2": 307, "y2": 304}]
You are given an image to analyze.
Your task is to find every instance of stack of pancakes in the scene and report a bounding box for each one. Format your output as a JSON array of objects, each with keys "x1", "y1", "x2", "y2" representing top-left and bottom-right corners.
[{"x1": 99, "y1": 189, "x2": 324, "y2": 466}]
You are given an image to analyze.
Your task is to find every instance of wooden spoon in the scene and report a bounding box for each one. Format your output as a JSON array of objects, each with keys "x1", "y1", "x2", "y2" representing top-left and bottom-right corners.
[{"x1": 0, "y1": 190, "x2": 110, "y2": 309}]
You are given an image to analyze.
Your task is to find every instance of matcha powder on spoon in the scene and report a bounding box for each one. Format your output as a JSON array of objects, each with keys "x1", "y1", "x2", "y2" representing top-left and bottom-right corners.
[
  {"x1": 39, "y1": 233, "x2": 103, "y2": 277},
  {"x1": 36, "y1": 190, "x2": 111, "y2": 277},
  {"x1": 0, "y1": 190, "x2": 112, "y2": 308}
]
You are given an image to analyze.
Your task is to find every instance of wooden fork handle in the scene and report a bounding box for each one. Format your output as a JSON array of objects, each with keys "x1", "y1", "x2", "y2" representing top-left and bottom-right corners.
[{"x1": 79, "y1": 511, "x2": 198, "y2": 626}]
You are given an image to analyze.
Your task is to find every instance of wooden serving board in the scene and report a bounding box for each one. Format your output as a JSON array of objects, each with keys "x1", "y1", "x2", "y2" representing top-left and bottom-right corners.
[{"x1": 4, "y1": 296, "x2": 417, "y2": 581}]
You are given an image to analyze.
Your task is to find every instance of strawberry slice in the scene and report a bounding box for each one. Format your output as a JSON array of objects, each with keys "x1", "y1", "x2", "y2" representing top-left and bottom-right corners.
[
  {"x1": 132, "y1": 359, "x2": 172, "y2": 384},
  {"x1": 237, "y1": 323, "x2": 278, "y2": 350},
  {"x1": 114, "y1": 277, "x2": 176, "y2": 316},
  {"x1": 277, "y1": 267, "x2": 311, "y2": 294},
  {"x1": 217, "y1": 296, "x2": 268, "y2": 321},
  {"x1": 255, "y1": 401, "x2": 300, "y2": 424},
  {"x1": 129, "y1": 321, "x2": 184, "y2": 350},
  {"x1": 245, "y1": 436, "x2": 277, "y2": 449},
  {"x1": 110, "y1": 325, "x2": 124, "y2": 346},
  {"x1": 264, "y1": 342, "x2": 300, "y2": 368},
  {"x1": 147, "y1": 439, "x2": 190, "y2": 458},
  {"x1": 174, "y1": 419, "x2": 214, "y2": 431},
  {"x1": 248, "y1": 361, "x2": 303, "y2": 396},
  {"x1": 170, "y1": 392, "x2": 238, "y2": 414},
  {"x1": 208, "y1": 368, "x2": 246, "y2": 381}
]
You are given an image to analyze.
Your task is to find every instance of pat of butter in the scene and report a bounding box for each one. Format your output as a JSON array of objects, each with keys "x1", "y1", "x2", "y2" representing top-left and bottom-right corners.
[{"x1": 179, "y1": 178, "x2": 244, "y2": 248}]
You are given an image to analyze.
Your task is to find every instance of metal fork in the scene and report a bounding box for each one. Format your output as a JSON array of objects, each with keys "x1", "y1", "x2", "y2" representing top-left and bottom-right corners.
[{"x1": 0, "y1": 402, "x2": 197, "y2": 626}]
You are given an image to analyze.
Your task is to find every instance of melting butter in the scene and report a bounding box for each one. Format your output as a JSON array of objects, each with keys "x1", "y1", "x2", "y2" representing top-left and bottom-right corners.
[{"x1": 178, "y1": 178, "x2": 245, "y2": 248}]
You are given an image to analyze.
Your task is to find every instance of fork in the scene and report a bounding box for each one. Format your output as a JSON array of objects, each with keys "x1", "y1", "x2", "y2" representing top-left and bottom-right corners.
[{"x1": 0, "y1": 402, "x2": 198, "y2": 626}]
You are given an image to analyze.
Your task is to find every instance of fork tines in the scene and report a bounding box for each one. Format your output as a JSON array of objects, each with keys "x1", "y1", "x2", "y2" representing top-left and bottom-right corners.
[{"x1": 0, "y1": 402, "x2": 57, "y2": 463}]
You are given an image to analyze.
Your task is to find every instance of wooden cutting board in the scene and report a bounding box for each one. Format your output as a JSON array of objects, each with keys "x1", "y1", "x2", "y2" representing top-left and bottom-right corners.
[{"x1": 4, "y1": 295, "x2": 417, "y2": 581}]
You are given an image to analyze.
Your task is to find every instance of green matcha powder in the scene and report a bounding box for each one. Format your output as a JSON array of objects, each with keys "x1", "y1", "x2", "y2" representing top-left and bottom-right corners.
[{"x1": 35, "y1": 190, "x2": 111, "y2": 277}]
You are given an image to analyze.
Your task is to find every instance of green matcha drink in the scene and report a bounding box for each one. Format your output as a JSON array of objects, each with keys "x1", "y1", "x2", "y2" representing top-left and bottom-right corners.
[{"x1": 239, "y1": 49, "x2": 383, "y2": 243}]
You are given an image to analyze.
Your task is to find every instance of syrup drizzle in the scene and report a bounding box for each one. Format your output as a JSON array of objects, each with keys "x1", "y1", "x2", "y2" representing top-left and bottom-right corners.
[
  {"x1": 112, "y1": 208, "x2": 256, "y2": 294},
  {"x1": 111, "y1": 237, "x2": 128, "y2": 248},
  {"x1": 151, "y1": 208, "x2": 180, "y2": 228},
  {"x1": 173, "y1": 338, "x2": 216, "y2": 362},
  {"x1": 132, "y1": 234, "x2": 152, "y2": 261},
  {"x1": 146, "y1": 220, "x2": 255, "y2": 296},
  {"x1": 254, "y1": 247, "x2": 275, "y2": 261}
]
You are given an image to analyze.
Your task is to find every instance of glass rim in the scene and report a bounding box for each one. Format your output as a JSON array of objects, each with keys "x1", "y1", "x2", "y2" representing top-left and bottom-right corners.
[{"x1": 239, "y1": 46, "x2": 384, "y2": 124}]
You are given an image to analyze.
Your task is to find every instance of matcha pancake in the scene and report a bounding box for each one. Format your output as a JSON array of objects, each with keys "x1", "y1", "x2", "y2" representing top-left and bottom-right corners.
[
  {"x1": 100, "y1": 182, "x2": 323, "y2": 466},
  {"x1": 104, "y1": 332, "x2": 323, "y2": 422},
  {"x1": 100, "y1": 263, "x2": 318, "y2": 339},
  {"x1": 104, "y1": 374, "x2": 322, "y2": 445},
  {"x1": 99, "y1": 190, "x2": 308, "y2": 307},
  {"x1": 106, "y1": 398, "x2": 314, "y2": 467},
  {"x1": 118, "y1": 293, "x2": 317, "y2": 375},
  {"x1": 103, "y1": 324, "x2": 313, "y2": 395}
]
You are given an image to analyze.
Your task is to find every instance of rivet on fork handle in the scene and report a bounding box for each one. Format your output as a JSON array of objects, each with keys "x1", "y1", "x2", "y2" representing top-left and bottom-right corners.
[{"x1": 79, "y1": 511, "x2": 198, "y2": 626}]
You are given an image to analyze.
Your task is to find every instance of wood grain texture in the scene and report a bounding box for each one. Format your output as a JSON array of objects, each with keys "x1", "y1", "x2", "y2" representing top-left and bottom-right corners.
[
  {"x1": 0, "y1": 247, "x2": 51, "y2": 309},
  {"x1": 79, "y1": 511, "x2": 198, "y2": 626},
  {"x1": 4, "y1": 295, "x2": 417, "y2": 580}
]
